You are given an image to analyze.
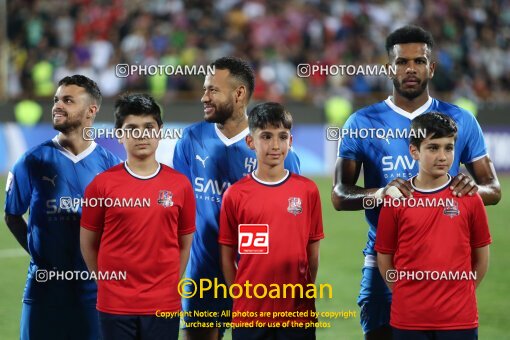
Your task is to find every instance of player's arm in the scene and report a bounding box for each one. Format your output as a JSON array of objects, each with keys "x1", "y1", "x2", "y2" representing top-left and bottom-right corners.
[
  {"x1": 472, "y1": 245, "x2": 490, "y2": 288},
  {"x1": 450, "y1": 157, "x2": 501, "y2": 205},
  {"x1": 377, "y1": 253, "x2": 395, "y2": 291},
  {"x1": 331, "y1": 157, "x2": 413, "y2": 211},
  {"x1": 220, "y1": 245, "x2": 237, "y2": 287},
  {"x1": 4, "y1": 214, "x2": 29, "y2": 253},
  {"x1": 80, "y1": 228, "x2": 101, "y2": 274},
  {"x1": 179, "y1": 233, "x2": 193, "y2": 278},
  {"x1": 307, "y1": 240, "x2": 320, "y2": 283}
]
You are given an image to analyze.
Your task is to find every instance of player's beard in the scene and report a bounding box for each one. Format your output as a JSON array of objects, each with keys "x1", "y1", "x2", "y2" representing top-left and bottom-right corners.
[
  {"x1": 204, "y1": 100, "x2": 234, "y2": 125},
  {"x1": 393, "y1": 77, "x2": 428, "y2": 100},
  {"x1": 53, "y1": 111, "x2": 84, "y2": 133}
]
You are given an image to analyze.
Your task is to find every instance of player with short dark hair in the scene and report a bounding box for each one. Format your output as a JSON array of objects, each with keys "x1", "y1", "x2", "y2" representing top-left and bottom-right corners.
[
  {"x1": 219, "y1": 102, "x2": 324, "y2": 340},
  {"x1": 331, "y1": 25, "x2": 500, "y2": 339},
  {"x1": 173, "y1": 57, "x2": 300, "y2": 340},
  {"x1": 4, "y1": 75, "x2": 121, "y2": 340},
  {"x1": 376, "y1": 112, "x2": 490, "y2": 339},
  {"x1": 80, "y1": 93, "x2": 195, "y2": 340}
]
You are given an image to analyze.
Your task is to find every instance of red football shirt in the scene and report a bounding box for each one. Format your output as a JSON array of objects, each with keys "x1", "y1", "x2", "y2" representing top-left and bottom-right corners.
[
  {"x1": 219, "y1": 171, "x2": 324, "y2": 324},
  {"x1": 81, "y1": 163, "x2": 195, "y2": 314},
  {"x1": 375, "y1": 177, "x2": 491, "y2": 330}
]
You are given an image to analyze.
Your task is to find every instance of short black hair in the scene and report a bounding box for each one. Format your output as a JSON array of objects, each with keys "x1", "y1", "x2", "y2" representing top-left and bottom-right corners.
[
  {"x1": 58, "y1": 75, "x2": 102, "y2": 106},
  {"x1": 248, "y1": 102, "x2": 293, "y2": 132},
  {"x1": 114, "y1": 93, "x2": 163, "y2": 129},
  {"x1": 386, "y1": 25, "x2": 434, "y2": 55},
  {"x1": 410, "y1": 112, "x2": 457, "y2": 149},
  {"x1": 211, "y1": 57, "x2": 255, "y2": 100}
]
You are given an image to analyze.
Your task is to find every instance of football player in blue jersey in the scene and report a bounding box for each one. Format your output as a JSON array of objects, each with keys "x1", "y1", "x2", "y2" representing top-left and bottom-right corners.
[
  {"x1": 173, "y1": 57, "x2": 300, "y2": 340},
  {"x1": 331, "y1": 25, "x2": 501, "y2": 340},
  {"x1": 5, "y1": 75, "x2": 121, "y2": 340}
]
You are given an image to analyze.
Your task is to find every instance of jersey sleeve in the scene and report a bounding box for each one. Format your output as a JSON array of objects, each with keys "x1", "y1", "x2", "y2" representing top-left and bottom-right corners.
[
  {"x1": 218, "y1": 187, "x2": 238, "y2": 246},
  {"x1": 375, "y1": 200, "x2": 399, "y2": 254},
  {"x1": 468, "y1": 194, "x2": 491, "y2": 248},
  {"x1": 308, "y1": 183, "x2": 324, "y2": 241},
  {"x1": 285, "y1": 148, "x2": 301, "y2": 175},
  {"x1": 172, "y1": 131, "x2": 192, "y2": 180},
  {"x1": 178, "y1": 178, "x2": 196, "y2": 235},
  {"x1": 459, "y1": 112, "x2": 488, "y2": 164},
  {"x1": 80, "y1": 177, "x2": 106, "y2": 232},
  {"x1": 5, "y1": 153, "x2": 32, "y2": 215},
  {"x1": 338, "y1": 113, "x2": 363, "y2": 160}
]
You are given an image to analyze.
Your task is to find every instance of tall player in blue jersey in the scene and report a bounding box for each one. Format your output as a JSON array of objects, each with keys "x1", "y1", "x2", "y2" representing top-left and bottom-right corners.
[
  {"x1": 5, "y1": 75, "x2": 121, "y2": 340},
  {"x1": 331, "y1": 26, "x2": 501, "y2": 340},
  {"x1": 173, "y1": 57, "x2": 300, "y2": 340}
]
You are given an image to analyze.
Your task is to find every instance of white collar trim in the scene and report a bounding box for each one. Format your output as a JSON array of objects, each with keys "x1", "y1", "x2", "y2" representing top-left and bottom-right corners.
[
  {"x1": 52, "y1": 135, "x2": 97, "y2": 163},
  {"x1": 410, "y1": 174, "x2": 452, "y2": 192},
  {"x1": 214, "y1": 124, "x2": 249, "y2": 146},
  {"x1": 384, "y1": 96, "x2": 433, "y2": 120},
  {"x1": 252, "y1": 170, "x2": 290, "y2": 185},
  {"x1": 124, "y1": 161, "x2": 161, "y2": 179}
]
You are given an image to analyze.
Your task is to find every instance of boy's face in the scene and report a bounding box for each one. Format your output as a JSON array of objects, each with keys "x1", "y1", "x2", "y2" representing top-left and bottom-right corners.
[
  {"x1": 246, "y1": 125, "x2": 293, "y2": 168},
  {"x1": 410, "y1": 134, "x2": 455, "y2": 178},
  {"x1": 119, "y1": 115, "x2": 161, "y2": 160}
]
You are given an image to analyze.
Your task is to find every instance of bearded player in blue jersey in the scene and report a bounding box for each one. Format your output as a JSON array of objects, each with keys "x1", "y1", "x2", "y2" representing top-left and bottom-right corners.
[
  {"x1": 173, "y1": 57, "x2": 300, "y2": 340},
  {"x1": 5, "y1": 75, "x2": 121, "y2": 340},
  {"x1": 331, "y1": 25, "x2": 501, "y2": 340}
]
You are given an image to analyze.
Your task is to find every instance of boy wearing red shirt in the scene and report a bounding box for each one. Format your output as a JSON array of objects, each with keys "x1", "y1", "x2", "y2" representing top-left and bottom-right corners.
[
  {"x1": 80, "y1": 93, "x2": 195, "y2": 340},
  {"x1": 219, "y1": 102, "x2": 324, "y2": 340},
  {"x1": 376, "y1": 112, "x2": 491, "y2": 340}
]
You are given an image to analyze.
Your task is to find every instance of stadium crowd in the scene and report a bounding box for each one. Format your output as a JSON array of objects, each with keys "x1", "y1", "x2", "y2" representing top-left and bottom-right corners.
[{"x1": 6, "y1": 0, "x2": 510, "y2": 103}]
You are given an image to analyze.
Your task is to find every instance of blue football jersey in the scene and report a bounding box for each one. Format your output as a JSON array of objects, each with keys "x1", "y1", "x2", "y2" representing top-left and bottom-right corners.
[
  {"x1": 173, "y1": 122, "x2": 301, "y2": 281},
  {"x1": 339, "y1": 97, "x2": 487, "y2": 256},
  {"x1": 5, "y1": 136, "x2": 121, "y2": 306}
]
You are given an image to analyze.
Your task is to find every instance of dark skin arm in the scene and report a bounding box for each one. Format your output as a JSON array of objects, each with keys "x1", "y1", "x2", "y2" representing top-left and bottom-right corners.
[
  {"x1": 4, "y1": 214, "x2": 29, "y2": 253},
  {"x1": 331, "y1": 155, "x2": 501, "y2": 211}
]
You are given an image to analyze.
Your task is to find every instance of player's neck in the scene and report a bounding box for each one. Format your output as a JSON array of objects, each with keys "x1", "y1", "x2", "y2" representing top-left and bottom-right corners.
[
  {"x1": 392, "y1": 90, "x2": 430, "y2": 113},
  {"x1": 414, "y1": 173, "x2": 450, "y2": 190},
  {"x1": 57, "y1": 129, "x2": 92, "y2": 155},
  {"x1": 254, "y1": 165, "x2": 287, "y2": 183},
  {"x1": 216, "y1": 109, "x2": 248, "y2": 139},
  {"x1": 125, "y1": 158, "x2": 159, "y2": 177}
]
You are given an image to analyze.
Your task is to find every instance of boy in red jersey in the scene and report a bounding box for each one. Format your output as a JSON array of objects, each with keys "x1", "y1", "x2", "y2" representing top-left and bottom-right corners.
[
  {"x1": 80, "y1": 93, "x2": 195, "y2": 340},
  {"x1": 376, "y1": 112, "x2": 491, "y2": 340},
  {"x1": 219, "y1": 102, "x2": 324, "y2": 340}
]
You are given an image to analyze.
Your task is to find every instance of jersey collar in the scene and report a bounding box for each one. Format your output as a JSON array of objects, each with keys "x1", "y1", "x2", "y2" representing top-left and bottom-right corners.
[
  {"x1": 52, "y1": 135, "x2": 97, "y2": 163},
  {"x1": 384, "y1": 96, "x2": 433, "y2": 120},
  {"x1": 251, "y1": 170, "x2": 290, "y2": 186},
  {"x1": 410, "y1": 174, "x2": 452, "y2": 193},
  {"x1": 124, "y1": 161, "x2": 161, "y2": 180},
  {"x1": 214, "y1": 124, "x2": 249, "y2": 147}
]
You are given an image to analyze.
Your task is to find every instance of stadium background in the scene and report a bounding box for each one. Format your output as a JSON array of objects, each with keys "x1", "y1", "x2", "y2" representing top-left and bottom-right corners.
[{"x1": 0, "y1": 0, "x2": 509, "y2": 339}]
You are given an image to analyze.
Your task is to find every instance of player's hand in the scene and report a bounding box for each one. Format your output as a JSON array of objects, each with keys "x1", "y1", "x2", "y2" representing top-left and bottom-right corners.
[
  {"x1": 450, "y1": 173, "x2": 478, "y2": 197},
  {"x1": 383, "y1": 178, "x2": 414, "y2": 198}
]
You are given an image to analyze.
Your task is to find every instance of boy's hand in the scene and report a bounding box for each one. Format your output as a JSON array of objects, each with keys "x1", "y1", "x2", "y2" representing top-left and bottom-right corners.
[{"x1": 450, "y1": 173, "x2": 478, "y2": 197}]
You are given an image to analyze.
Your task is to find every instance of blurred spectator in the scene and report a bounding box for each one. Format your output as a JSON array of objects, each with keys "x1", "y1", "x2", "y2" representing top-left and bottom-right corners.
[{"x1": 5, "y1": 0, "x2": 510, "y2": 106}]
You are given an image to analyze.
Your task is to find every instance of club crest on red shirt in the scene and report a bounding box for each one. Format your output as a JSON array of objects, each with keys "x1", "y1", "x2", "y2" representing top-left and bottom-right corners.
[
  {"x1": 443, "y1": 199, "x2": 460, "y2": 218},
  {"x1": 287, "y1": 197, "x2": 303, "y2": 216},
  {"x1": 157, "y1": 190, "x2": 173, "y2": 208}
]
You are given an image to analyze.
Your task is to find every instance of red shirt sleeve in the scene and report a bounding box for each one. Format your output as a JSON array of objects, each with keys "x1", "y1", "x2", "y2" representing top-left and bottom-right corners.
[
  {"x1": 80, "y1": 177, "x2": 105, "y2": 232},
  {"x1": 218, "y1": 187, "x2": 238, "y2": 246},
  {"x1": 178, "y1": 178, "x2": 196, "y2": 235},
  {"x1": 469, "y1": 193, "x2": 491, "y2": 248},
  {"x1": 309, "y1": 183, "x2": 325, "y2": 241},
  {"x1": 375, "y1": 197, "x2": 398, "y2": 254}
]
